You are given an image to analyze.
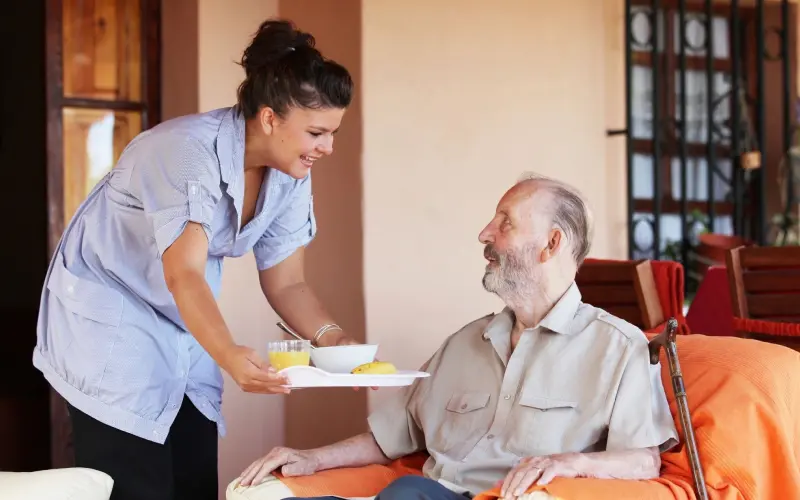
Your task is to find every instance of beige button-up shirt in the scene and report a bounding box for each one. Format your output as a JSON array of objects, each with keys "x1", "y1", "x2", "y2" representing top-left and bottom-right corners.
[{"x1": 368, "y1": 283, "x2": 678, "y2": 494}]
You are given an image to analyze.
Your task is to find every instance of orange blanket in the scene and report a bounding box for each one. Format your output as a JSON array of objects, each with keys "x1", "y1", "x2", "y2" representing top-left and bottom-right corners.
[{"x1": 265, "y1": 335, "x2": 800, "y2": 500}]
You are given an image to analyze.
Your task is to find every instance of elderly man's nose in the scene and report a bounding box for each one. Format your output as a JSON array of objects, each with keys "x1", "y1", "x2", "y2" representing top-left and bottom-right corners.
[{"x1": 479, "y1": 225, "x2": 494, "y2": 244}]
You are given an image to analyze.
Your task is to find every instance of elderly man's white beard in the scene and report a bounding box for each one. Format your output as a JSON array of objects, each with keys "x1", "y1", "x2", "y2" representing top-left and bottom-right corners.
[{"x1": 482, "y1": 243, "x2": 543, "y2": 301}]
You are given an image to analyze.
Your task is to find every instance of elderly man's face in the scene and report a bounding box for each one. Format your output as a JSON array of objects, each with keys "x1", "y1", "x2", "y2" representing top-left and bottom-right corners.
[{"x1": 478, "y1": 184, "x2": 553, "y2": 296}]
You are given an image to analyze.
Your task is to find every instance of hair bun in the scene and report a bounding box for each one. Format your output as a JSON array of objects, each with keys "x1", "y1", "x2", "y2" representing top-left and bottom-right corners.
[
  {"x1": 240, "y1": 19, "x2": 317, "y2": 76},
  {"x1": 236, "y1": 17, "x2": 353, "y2": 119}
]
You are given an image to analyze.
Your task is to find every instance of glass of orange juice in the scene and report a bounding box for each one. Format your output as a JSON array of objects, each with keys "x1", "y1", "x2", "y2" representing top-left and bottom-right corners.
[{"x1": 268, "y1": 340, "x2": 311, "y2": 371}]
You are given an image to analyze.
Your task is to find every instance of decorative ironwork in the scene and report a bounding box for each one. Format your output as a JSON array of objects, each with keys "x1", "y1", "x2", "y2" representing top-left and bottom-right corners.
[
  {"x1": 631, "y1": 7, "x2": 654, "y2": 50},
  {"x1": 617, "y1": 0, "x2": 796, "y2": 294}
]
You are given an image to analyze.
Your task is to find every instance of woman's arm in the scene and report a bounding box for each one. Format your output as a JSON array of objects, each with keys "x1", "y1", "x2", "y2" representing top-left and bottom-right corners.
[
  {"x1": 258, "y1": 246, "x2": 356, "y2": 347},
  {"x1": 163, "y1": 222, "x2": 290, "y2": 393}
]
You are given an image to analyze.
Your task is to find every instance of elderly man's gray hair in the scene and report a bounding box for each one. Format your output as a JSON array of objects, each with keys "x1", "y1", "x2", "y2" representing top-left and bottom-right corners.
[{"x1": 516, "y1": 172, "x2": 594, "y2": 265}]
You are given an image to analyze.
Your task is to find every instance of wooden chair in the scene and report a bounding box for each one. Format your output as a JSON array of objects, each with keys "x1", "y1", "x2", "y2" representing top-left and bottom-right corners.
[
  {"x1": 725, "y1": 246, "x2": 800, "y2": 351},
  {"x1": 576, "y1": 259, "x2": 665, "y2": 330},
  {"x1": 690, "y1": 233, "x2": 753, "y2": 283}
]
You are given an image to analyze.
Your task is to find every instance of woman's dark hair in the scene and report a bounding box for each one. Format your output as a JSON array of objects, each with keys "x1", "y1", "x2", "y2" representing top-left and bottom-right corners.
[{"x1": 237, "y1": 19, "x2": 353, "y2": 119}]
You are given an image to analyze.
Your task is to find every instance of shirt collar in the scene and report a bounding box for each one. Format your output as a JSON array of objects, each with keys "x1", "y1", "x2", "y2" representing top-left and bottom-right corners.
[
  {"x1": 482, "y1": 282, "x2": 582, "y2": 340},
  {"x1": 216, "y1": 106, "x2": 245, "y2": 188},
  {"x1": 216, "y1": 106, "x2": 303, "y2": 191}
]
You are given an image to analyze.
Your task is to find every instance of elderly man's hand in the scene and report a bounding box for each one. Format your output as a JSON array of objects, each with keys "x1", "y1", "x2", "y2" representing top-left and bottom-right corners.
[
  {"x1": 238, "y1": 447, "x2": 320, "y2": 487},
  {"x1": 500, "y1": 453, "x2": 579, "y2": 498}
]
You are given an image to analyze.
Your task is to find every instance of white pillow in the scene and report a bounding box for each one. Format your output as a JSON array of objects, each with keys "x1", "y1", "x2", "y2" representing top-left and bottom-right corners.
[
  {"x1": 0, "y1": 468, "x2": 113, "y2": 500},
  {"x1": 225, "y1": 476, "x2": 376, "y2": 500}
]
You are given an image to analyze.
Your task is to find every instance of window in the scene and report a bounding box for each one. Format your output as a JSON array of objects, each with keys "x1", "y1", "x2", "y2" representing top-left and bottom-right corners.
[{"x1": 629, "y1": 1, "x2": 740, "y2": 259}]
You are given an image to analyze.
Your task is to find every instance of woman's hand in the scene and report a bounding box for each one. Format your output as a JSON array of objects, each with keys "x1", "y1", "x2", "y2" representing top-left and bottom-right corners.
[
  {"x1": 238, "y1": 447, "x2": 320, "y2": 487},
  {"x1": 221, "y1": 345, "x2": 291, "y2": 394},
  {"x1": 334, "y1": 336, "x2": 363, "y2": 346}
]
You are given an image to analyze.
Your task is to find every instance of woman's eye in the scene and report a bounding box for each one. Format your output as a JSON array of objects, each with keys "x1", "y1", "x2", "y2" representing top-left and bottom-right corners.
[{"x1": 308, "y1": 131, "x2": 322, "y2": 137}]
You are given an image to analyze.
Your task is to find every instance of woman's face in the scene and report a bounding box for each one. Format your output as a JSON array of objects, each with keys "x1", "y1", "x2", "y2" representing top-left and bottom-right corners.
[{"x1": 261, "y1": 105, "x2": 346, "y2": 179}]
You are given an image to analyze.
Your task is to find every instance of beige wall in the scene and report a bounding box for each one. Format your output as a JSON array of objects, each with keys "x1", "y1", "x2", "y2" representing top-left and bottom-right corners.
[
  {"x1": 162, "y1": 0, "x2": 625, "y2": 496},
  {"x1": 277, "y1": 0, "x2": 369, "y2": 451},
  {"x1": 362, "y1": 0, "x2": 625, "y2": 409}
]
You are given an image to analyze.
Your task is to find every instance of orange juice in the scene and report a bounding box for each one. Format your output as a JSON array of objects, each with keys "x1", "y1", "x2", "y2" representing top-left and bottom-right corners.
[{"x1": 269, "y1": 351, "x2": 310, "y2": 371}]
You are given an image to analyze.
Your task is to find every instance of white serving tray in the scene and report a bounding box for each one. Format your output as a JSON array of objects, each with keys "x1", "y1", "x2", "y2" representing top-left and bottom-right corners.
[{"x1": 279, "y1": 365, "x2": 429, "y2": 388}]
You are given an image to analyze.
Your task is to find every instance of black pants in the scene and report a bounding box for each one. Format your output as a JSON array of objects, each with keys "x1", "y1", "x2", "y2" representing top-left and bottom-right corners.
[{"x1": 68, "y1": 395, "x2": 218, "y2": 500}]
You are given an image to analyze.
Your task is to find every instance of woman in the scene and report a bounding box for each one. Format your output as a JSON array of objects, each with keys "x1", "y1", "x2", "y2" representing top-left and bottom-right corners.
[{"x1": 33, "y1": 19, "x2": 357, "y2": 500}]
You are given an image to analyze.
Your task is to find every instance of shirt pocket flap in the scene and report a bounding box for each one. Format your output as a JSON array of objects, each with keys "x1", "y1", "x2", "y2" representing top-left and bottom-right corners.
[
  {"x1": 519, "y1": 394, "x2": 579, "y2": 411},
  {"x1": 446, "y1": 392, "x2": 491, "y2": 414},
  {"x1": 47, "y1": 257, "x2": 124, "y2": 327}
]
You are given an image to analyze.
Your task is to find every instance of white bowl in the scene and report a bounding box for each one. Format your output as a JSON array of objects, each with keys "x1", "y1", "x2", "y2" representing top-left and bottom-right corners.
[{"x1": 310, "y1": 344, "x2": 379, "y2": 373}]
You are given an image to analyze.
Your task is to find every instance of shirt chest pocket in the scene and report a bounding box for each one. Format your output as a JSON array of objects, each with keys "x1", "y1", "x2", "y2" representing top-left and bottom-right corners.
[
  {"x1": 506, "y1": 393, "x2": 579, "y2": 457},
  {"x1": 431, "y1": 392, "x2": 492, "y2": 459}
]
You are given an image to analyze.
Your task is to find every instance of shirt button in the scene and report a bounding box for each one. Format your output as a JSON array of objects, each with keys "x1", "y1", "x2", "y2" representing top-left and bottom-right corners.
[
  {"x1": 504, "y1": 394, "x2": 511, "y2": 400},
  {"x1": 460, "y1": 403, "x2": 467, "y2": 410},
  {"x1": 487, "y1": 434, "x2": 495, "y2": 440},
  {"x1": 66, "y1": 285, "x2": 75, "y2": 294}
]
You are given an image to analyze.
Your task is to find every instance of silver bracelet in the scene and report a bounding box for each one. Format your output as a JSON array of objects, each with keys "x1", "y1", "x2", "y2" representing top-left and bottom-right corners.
[{"x1": 313, "y1": 323, "x2": 342, "y2": 346}]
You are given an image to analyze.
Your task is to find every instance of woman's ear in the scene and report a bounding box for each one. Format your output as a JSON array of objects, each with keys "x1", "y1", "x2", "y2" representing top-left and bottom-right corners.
[{"x1": 258, "y1": 107, "x2": 277, "y2": 135}]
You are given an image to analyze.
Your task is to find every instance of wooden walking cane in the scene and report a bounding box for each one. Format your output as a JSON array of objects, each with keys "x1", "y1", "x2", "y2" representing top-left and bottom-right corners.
[{"x1": 648, "y1": 318, "x2": 709, "y2": 500}]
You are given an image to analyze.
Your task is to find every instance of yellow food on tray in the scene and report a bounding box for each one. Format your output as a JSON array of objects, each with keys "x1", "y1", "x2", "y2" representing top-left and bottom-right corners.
[{"x1": 351, "y1": 361, "x2": 397, "y2": 374}]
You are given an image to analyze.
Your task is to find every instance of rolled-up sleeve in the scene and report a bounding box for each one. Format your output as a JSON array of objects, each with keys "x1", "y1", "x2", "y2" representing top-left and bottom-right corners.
[
  {"x1": 368, "y1": 388, "x2": 426, "y2": 460},
  {"x1": 133, "y1": 134, "x2": 222, "y2": 257},
  {"x1": 366, "y1": 349, "x2": 446, "y2": 460},
  {"x1": 253, "y1": 173, "x2": 317, "y2": 270},
  {"x1": 606, "y1": 338, "x2": 679, "y2": 453}
]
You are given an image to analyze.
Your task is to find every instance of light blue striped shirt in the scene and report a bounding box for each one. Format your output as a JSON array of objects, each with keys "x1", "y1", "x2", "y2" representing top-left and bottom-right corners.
[{"x1": 33, "y1": 107, "x2": 316, "y2": 443}]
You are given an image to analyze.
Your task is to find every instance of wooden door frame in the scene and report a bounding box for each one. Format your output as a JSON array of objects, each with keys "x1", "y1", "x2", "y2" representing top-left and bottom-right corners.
[{"x1": 44, "y1": 0, "x2": 161, "y2": 468}]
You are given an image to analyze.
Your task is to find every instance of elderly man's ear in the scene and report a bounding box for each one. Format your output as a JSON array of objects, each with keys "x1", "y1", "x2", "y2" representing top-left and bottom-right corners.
[{"x1": 540, "y1": 229, "x2": 562, "y2": 263}]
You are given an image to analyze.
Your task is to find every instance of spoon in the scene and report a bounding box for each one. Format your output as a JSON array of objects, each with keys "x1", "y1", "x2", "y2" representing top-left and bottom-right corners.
[{"x1": 276, "y1": 321, "x2": 316, "y2": 349}]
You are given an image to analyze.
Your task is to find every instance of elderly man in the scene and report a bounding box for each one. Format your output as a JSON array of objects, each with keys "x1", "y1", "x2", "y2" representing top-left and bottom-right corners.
[{"x1": 238, "y1": 174, "x2": 678, "y2": 499}]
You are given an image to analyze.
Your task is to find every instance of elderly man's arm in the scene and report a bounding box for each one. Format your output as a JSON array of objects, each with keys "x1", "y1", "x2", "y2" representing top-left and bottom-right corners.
[
  {"x1": 501, "y1": 447, "x2": 659, "y2": 497},
  {"x1": 557, "y1": 446, "x2": 661, "y2": 480},
  {"x1": 313, "y1": 432, "x2": 393, "y2": 468},
  {"x1": 238, "y1": 432, "x2": 390, "y2": 487}
]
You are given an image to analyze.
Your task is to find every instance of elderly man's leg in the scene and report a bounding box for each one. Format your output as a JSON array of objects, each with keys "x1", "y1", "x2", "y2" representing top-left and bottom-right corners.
[
  {"x1": 375, "y1": 475, "x2": 470, "y2": 500},
  {"x1": 283, "y1": 475, "x2": 470, "y2": 500},
  {"x1": 283, "y1": 496, "x2": 342, "y2": 499}
]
